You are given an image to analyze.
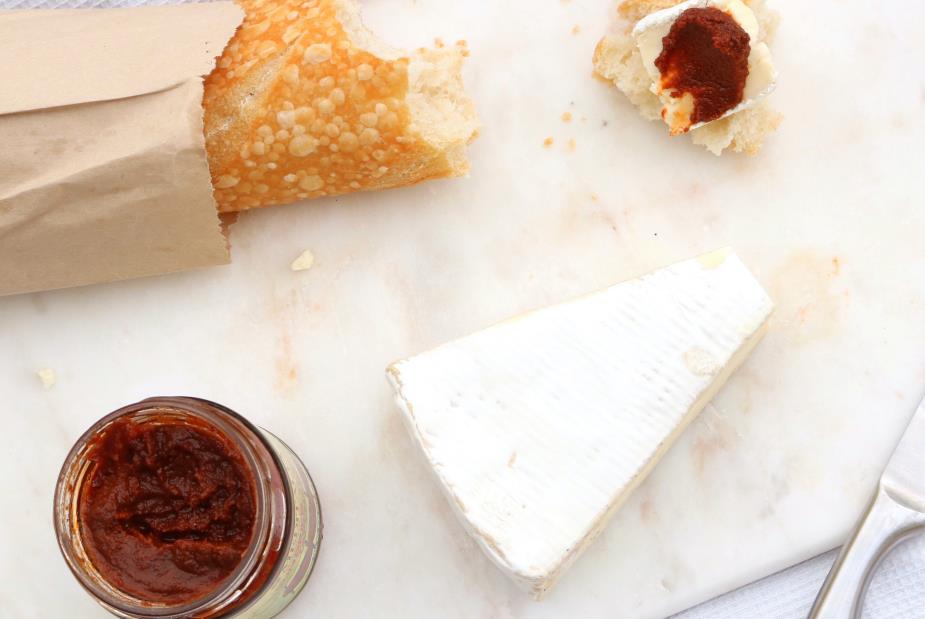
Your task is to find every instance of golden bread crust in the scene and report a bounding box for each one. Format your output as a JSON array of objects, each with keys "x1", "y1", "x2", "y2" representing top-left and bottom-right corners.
[{"x1": 203, "y1": 0, "x2": 474, "y2": 212}]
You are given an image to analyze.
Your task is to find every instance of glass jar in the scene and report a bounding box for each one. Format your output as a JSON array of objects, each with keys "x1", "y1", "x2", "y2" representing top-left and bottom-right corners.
[{"x1": 54, "y1": 397, "x2": 322, "y2": 619}]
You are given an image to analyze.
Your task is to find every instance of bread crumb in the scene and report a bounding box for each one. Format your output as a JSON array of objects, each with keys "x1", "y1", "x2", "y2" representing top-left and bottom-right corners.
[
  {"x1": 543, "y1": 137, "x2": 554, "y2": 148},
  {"x1": 590, "y1": 193, "x2": 600, "y2": 202},
  {"x1": 434, "y1": 37, "x2": 445, "y2": 48},
  {"x1": 571, "y1": 24, "x2": 581, "y2": 35},
  {"x1": 36, "y1": 368, "x2": 56, "y2": 389},
  {"x1": 561, "y1": 112, "x2": 573, "y2": 122},
  {"x1": 290, "y1": 249, "x2": 315, "y2": 272},
  {"x1": 567, "y1": 138, "x2": 577, "y2": 152}
]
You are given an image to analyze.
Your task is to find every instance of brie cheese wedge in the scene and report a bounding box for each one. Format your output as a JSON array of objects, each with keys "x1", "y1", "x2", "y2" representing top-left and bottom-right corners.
[{"x1": 387, "y1": 249, "x2": 773, "y2": 597}]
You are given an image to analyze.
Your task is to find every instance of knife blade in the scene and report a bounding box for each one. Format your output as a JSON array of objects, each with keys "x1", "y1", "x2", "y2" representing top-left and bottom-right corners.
[
  {"x1": 809, "y1": 391, "x2": 925, "y2": 618},
  {"x1": 881, "y1": 394, "x2": 925, "y2": 513}
]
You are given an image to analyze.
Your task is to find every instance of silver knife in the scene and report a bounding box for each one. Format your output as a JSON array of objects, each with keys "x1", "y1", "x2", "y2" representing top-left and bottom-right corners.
[{"x1": 809, "y1": 391, "x2": 925, "y2": 618}]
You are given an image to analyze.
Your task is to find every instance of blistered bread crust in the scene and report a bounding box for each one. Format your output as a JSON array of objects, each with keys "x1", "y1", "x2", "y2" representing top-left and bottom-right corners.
[
  {"x1": 204, "y1": 0, "x2": 475, "y2": 212},
  {"x1": 593, "y1": 0, "x2": 782, "y2": 155}
]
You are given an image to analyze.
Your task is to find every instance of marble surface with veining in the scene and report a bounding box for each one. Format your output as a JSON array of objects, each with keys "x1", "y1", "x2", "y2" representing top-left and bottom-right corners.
[{"x1": 1, "y1": 0, "x2": 924, "y2": 617}]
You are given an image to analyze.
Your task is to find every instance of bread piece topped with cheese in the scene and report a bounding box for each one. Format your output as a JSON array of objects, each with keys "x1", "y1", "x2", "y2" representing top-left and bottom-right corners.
[
  {"x1": 203, "y1": 0, "x2": 478, "y2": 212},
  {"x1": 387, "y1": 249, "x2": 773, "y2": 597},
  {"x1": 594, "y1": 0, "x2": 782, "y2": 155}
]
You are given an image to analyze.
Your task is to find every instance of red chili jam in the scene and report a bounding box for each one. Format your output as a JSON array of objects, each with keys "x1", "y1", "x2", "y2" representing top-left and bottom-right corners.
[
  {"x1": 655, "y1": 6, "x2": 750, "y2": 126},
  {"x1": 77, "y1": 414, "x2": 257, "y2": 605}
]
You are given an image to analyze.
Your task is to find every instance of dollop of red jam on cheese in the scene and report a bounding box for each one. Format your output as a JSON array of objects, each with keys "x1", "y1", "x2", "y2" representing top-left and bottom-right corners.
[{"x1": 655, "y1": 6, "x2": 751, "y2": 126}]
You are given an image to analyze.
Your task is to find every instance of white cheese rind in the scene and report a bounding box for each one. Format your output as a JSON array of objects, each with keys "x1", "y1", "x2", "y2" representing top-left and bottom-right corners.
[
  {"x1": 633, "y1": 0, "x2": 777, "y2": 134},
  {"x1": 387, "y1": 249, "x2": 773, "y2": 597}
]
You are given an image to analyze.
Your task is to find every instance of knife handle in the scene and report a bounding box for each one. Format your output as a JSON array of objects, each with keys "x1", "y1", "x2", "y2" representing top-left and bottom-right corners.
[{"x1": 809, "y1": 486, "x2": 925, "y2": 619}]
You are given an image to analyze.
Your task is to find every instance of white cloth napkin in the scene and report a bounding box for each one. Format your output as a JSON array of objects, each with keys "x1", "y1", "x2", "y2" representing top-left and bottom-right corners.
[
  {"x1": 5, "y1": 0, "x2": 924, "y2": 615},
  {"x1": 5, "y1": 0, "x2": 181, "y2": 6},
  {"x1": 676, "y1": 536, "x2": 925, "y2": 619}
]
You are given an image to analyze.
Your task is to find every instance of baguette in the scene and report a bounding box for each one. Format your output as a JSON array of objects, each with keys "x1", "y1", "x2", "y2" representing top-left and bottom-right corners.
[
  {"x1": 593, "y1": 0, "x2": 782, "y2": 155},
  {"x1": 203, "y1": 0, "x2": 478, "y2": 212}
]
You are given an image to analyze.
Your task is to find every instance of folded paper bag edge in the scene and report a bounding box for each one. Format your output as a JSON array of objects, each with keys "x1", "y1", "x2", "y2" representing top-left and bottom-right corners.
[
  {"x1": 0, "y1": 4, "x2": 244, "y2": 297},
  {"x1": 0, "y1": 3, "x2": 245, "y2": 116},
  {"x1": 0, "y1": 78, "x2": 233, "y2": 297}
]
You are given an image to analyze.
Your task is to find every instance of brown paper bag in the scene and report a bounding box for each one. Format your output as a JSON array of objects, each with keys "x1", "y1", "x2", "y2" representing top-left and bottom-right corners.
[{"x1": 0, "y1": 3, "x2": 244, "y2": 296}]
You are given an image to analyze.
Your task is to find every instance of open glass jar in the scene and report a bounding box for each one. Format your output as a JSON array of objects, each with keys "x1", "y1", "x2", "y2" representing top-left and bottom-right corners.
[{"x1": 54, "y1": 397, "x2": 322, "y2": 619}]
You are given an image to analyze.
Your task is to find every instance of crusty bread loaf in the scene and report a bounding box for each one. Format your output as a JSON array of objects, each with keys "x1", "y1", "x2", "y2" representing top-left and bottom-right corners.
[
  {"x1": 203, "y1": 0, "x2": 478, "y2": 212},
  {"x1": 593, "y1": 0, "x2": 782, "y2": 155}
]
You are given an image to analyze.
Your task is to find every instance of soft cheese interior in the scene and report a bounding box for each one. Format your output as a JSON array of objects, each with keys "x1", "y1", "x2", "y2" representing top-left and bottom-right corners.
[
  {"x1": 387, "y1": 249, "x2": 773, "y2": 597},
  {"x1": 633, "y1": 0, "x2": 777, "y2": 134}
]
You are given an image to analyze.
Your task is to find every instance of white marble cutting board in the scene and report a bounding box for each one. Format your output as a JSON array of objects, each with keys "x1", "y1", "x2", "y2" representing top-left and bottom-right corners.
[{"x1": 1, "y1": 0, "x2": 924, "y2": 617}]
